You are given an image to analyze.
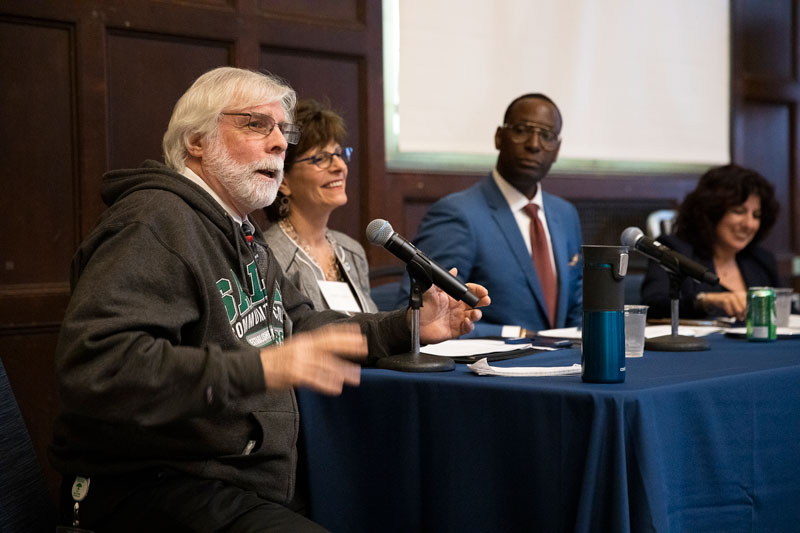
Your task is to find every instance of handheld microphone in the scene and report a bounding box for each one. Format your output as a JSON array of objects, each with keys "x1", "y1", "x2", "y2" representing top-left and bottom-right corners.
[
  {"x1": 621, "y1": 227, "x2": 719, "y2": 285},
  {"x1": 366, "y1": 219, "x2": 479, "y2": 307}
]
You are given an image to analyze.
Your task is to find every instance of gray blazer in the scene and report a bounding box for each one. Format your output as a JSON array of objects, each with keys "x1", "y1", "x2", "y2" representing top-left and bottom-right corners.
[{"x1": 264, "y1": 223, "x2": 378, "y2": 313}]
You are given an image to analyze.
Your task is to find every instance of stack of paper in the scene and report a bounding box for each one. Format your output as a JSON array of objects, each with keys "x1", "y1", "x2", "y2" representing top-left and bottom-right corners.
[
  {"x1": 644, "y1": 325, "x2": 722, "y2": 338},
  {"x1": 420, "y1": 339, "x2": 530, "y2": 357},
  {"x1": 421, "y1": 339, "x2": 561, "y2": 358}
]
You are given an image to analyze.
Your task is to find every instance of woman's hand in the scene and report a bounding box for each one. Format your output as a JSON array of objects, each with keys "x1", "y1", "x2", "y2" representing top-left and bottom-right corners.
[{"x1": 699, "y1": 291, "x2": 748, "y2": 321}]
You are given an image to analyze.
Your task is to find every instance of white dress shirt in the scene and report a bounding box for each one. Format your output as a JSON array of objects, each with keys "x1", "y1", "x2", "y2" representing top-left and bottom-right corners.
[
  {"x1": 182, "y1": 166, "x2": 245, "y2": 226},
  {"x1": 491, "y1": 169, "x2": 557, "y2": 275}
]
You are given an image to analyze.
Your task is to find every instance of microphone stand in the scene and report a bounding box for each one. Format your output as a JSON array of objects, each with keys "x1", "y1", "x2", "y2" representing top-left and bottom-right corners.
[
  {"x1": 375, "y1": 261, "x2": 456, "y2": 372},
  {"x1": 645, "y1": 271, "x2": 710, "y2": 351}
]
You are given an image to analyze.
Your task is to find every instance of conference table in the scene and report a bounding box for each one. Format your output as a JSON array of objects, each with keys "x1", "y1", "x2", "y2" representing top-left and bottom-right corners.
[{"x1": 296, "y1": 334, "x2": 800, "y2": 532}]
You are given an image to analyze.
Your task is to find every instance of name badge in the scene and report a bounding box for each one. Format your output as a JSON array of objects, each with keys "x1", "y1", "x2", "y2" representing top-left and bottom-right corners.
[{"x1": 318, "y1": 280, "x2": 362, "y2": 313}]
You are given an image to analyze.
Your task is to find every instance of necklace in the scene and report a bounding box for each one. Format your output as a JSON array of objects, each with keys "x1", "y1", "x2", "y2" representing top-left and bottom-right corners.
[{"x1": 279, "y1": 219, "x2": 343, "y2": 281}]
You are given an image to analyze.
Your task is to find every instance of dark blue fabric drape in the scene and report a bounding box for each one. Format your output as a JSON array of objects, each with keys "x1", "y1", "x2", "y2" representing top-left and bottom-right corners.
[{"x1": 298, "y1": 335, "x2": 800, "y2": 532}]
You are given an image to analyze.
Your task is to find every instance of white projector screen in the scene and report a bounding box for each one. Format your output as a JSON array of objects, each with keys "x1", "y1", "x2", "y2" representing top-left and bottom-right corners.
[{"x1": 383, "y1": 0, "x2": 730, "y2": 172}]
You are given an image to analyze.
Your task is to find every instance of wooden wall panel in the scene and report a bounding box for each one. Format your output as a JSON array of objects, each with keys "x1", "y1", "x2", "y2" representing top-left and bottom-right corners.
[
  {"x1": 739, "y1": 0, "x2": 794, "y2": 79},
  {"x1": 259, "y1": 49, "x2": 363, "y2": 236},
  {"x1": 0, "y1": 18, "x2": 76, "y2": 287},
  {"x1": 160, "y1": 0, "x2": 233, "y2": 10},
  {"x1": 2, "y1": 332, "x2": 60, "y2": 499},
  {"x1": 733, "y1": 0, "x2": 800, "y2": 280},
  {"x1": 0, "y1": 14, "x2": 75, "y2": 506},
  {"x1": 571, "y1": 199, "x2": 673, "y2": 271},
  {"x1": 738, "y1": 103, "x2": 792, "y2": 254},
  {"x1": 0, "y1": 0, "x2": 384, "y2": 510},
  {"x1": 257, "y1": 0, "x2": 362, "y2": 23},
  {"x1": 385, "y1": 169, "x2": 699, "y2": 273},
  {"x1": 106, "y1": 30, "x2": 231, "y2": 169}
]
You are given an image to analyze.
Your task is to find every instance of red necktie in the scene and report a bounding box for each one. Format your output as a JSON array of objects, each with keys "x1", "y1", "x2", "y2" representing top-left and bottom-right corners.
[{"x1": 523, "y1": 203, "x2": 556, "y2": 327}]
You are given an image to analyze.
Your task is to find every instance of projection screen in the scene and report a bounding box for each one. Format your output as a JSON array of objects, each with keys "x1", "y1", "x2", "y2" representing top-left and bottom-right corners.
[{"x1": 383, "y1": 0, "x2": 730, "y2": 172}]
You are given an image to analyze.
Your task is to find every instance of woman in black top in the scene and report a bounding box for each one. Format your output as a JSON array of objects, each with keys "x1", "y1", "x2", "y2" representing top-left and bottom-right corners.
[{"x1": 641, "y1": 164, "x2": 780, "y2": 320}]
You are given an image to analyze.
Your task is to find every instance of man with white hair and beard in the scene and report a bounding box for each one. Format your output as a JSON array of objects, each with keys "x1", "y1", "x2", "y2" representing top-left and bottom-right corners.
[{"x1": 51, "y1": 67, "x2": 488, "y2": 532}]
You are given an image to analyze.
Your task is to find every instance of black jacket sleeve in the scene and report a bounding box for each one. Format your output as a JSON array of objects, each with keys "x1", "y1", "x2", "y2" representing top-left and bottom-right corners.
[{"x1": 640, "y1": 234, "x2": 782, "y2": 319}]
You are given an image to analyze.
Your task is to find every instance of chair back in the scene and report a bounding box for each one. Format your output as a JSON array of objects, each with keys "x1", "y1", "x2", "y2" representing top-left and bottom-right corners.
[
  {"x1": 646, "y1": 209, "x2": 677, "y2": 238},
  {"x1": 0, "y1": 359, "x2": 56, "y2": 531},
  {"x1": 369, "y1": 265, "x2": 406, "y2": 312}
]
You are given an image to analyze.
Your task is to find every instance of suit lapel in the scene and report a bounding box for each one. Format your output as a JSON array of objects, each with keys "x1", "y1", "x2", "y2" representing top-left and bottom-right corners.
[
  {"x1": 543, "y1": 193, "x2": 569, "y2": 328},
  {"x1": 481, "y1": 177, "x2": 550, "y2": 321}
]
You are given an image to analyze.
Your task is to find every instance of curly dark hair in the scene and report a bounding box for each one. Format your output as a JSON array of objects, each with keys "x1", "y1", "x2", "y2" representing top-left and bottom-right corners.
[
  {"x1": 265, "y1": 98, "x2": 347, "y2": 222},
  {"x1": 674, "y1": 164, "x2": 779, "y2": 258}
]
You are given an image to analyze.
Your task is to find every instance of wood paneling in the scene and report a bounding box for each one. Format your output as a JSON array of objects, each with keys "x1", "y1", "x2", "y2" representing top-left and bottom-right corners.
[
  {"x1": 733, "y1": 0, "x2": 800, "y2": 276},
  {"x1": 0, "y1": 18, "x2": 76, "y2": 287},
  {"x1": 2, "y1": 332, "x2": 60, "y2": 499},
  {"x1": 0, "y1": 284, "x2": 71, "y2": 331},
  {"x1": 571, "y1": 198, "x2": 675, "y2": 271},
  {"x1": 382, "y1": 169, "x2": 699, "y2": 271},
  {"x1": 257, "y1": 0, "x2": 362, "y2": 24},
  {"x1": 260, "y1": 48, "x2": 364, "y2": 236},
  {"x1": 107, "y1": 30, "x2": 231, "y2": 169},
  {"x1": 738, "y1": 103, "x2": 792, "y2": 254},
  {"x1": 0, "y1": 0, "x2": 382, "y2": 510},
  {"x1": 738, "y1": 0, "x2": 795, "y2": 80},
  {"x1": 158, "y1": 0, "x2": 234, "y2": 10}
]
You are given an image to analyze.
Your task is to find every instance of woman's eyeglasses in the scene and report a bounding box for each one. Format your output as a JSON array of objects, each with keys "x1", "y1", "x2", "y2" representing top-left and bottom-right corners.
[{"x1": 295, "y1": 147, "x2": 354, "y2": 169}]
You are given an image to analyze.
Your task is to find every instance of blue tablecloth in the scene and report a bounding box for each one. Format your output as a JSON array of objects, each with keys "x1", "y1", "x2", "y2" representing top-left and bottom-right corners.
[{"x1": 296, "y1": 334, "x2": 800, "y2": 532}]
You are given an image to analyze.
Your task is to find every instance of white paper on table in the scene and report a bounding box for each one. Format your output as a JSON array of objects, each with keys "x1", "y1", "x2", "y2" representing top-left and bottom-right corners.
[
  {"x1": 421, "y1": 339, "x2": 532, "y2": 357},
  {"x1": 789, "y1": 314, "x2": 800, "y2": 329},
  {"x1": 726, "y1": 326, "x2": 800, "y2": 337},
  {"x1": 644, "y1": 325, "x2": 723, "y2": 338},
  {"x1": 467, "y1": 358, "x2": 582, "y2": 377},
  {"x1": 537, "y1": 326, "x2": 582, "y2": 340}
]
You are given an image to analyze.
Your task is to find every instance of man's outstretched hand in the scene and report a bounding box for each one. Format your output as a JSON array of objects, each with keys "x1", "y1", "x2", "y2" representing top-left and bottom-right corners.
[
  {"x1": 260, "y1": 323, "x2": 367, "y2": 395},
  {"x1": 415, "y1": 268, "x2": 490, "y2": 344}
]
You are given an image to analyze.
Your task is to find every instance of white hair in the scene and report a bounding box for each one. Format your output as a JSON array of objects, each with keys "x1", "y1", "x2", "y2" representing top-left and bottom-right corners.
[{"x1": 162, "y1": 67, "x2": 296, "y2": 170}]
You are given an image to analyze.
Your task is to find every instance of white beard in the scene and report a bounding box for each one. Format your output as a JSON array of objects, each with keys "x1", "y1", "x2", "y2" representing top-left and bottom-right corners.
[{"x1": 204, "y1": 136, "x2": 284, "y2": 214}]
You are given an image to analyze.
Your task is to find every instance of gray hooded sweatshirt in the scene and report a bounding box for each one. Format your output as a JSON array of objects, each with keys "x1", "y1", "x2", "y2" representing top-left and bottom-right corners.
[{"x1": 50, "y1": 160, "x2": 409, "y2": 504}]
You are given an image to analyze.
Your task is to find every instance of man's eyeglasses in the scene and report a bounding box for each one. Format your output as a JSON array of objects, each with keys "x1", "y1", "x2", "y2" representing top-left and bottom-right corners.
[
  {"x1": 295, "y1": 147, "x2": 353, "y2": 169},
  {"x1": 220, "y1": 112, "x2": 302, "y2": 145},
  {"x1": 502, "y1": 122, "x2": 560, "y2": 151}
]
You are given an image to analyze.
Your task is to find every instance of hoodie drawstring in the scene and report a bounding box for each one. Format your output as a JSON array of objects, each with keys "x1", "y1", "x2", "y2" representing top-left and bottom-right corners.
[{"x1": 232, "y1": 217, "x2": 255, "y2": 297}]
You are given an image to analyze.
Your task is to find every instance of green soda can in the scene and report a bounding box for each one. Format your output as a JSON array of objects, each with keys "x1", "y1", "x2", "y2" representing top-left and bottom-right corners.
[{"x1": 746, "y1": 287, "x2": 777, "y2": 341}]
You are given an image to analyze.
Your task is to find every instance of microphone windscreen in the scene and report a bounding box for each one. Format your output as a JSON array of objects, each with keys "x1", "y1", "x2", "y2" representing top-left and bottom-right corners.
[
  {"x1": 620, "y1": 226, "x2": 644, "y2": 248},
  {"x1": 366, "y1": 219, "x2": 394, "y2": 246}
]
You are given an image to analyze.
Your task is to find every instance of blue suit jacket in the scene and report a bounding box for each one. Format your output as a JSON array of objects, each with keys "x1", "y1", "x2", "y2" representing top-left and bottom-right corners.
[{"x1": 397, "y1": 175, "x2": 583, "y2": 337}]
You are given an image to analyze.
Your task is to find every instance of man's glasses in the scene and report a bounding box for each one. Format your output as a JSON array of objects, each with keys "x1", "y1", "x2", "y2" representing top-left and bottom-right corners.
[
  {"x1": 220, "y1": 112, "x2": 301, "y2": 145},
  {"x1": 295, "y1": 147, "x2": 353, "y2": 169},
  {"x1": 502, "y1": 122, "x2": 560, "y2": 151}
]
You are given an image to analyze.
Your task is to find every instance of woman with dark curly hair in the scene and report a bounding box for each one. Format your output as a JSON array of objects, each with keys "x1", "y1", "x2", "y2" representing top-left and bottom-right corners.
[
  {"x1": 641, "y1": 164, "x2": 781, "y2": 320},
  {"x1": 263, "y1": 98, "x2": 377, "y2": 313}
]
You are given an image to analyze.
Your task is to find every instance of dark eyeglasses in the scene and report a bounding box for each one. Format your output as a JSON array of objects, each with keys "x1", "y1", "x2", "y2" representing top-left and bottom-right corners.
[
  {"x1": 220, "y1": 112, "x2": 301, "y2": 145},
  {"x1": 295, "y1": 147, "x2": 353, "y2": 169},
  {"x1": 502, "y1": 122, "x2": 560, "y2": 151}
]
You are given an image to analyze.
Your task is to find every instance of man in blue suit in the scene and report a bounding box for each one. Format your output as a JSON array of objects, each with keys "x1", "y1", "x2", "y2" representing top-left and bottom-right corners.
[{"x1": 398, "y1": 93, "x2": 582, "y2": 337}]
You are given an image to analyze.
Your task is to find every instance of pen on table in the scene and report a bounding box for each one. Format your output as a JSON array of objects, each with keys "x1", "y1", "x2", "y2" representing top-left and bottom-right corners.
[
  {"x1": 647, "y1": 317, "x2": 734, "y2": 328},
  {"x1": 505, "y1": 337, "x2": 533, "y2": 344},
  {"x1": 505, "y1": 338, "x2": 572, "y2": 347}
]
